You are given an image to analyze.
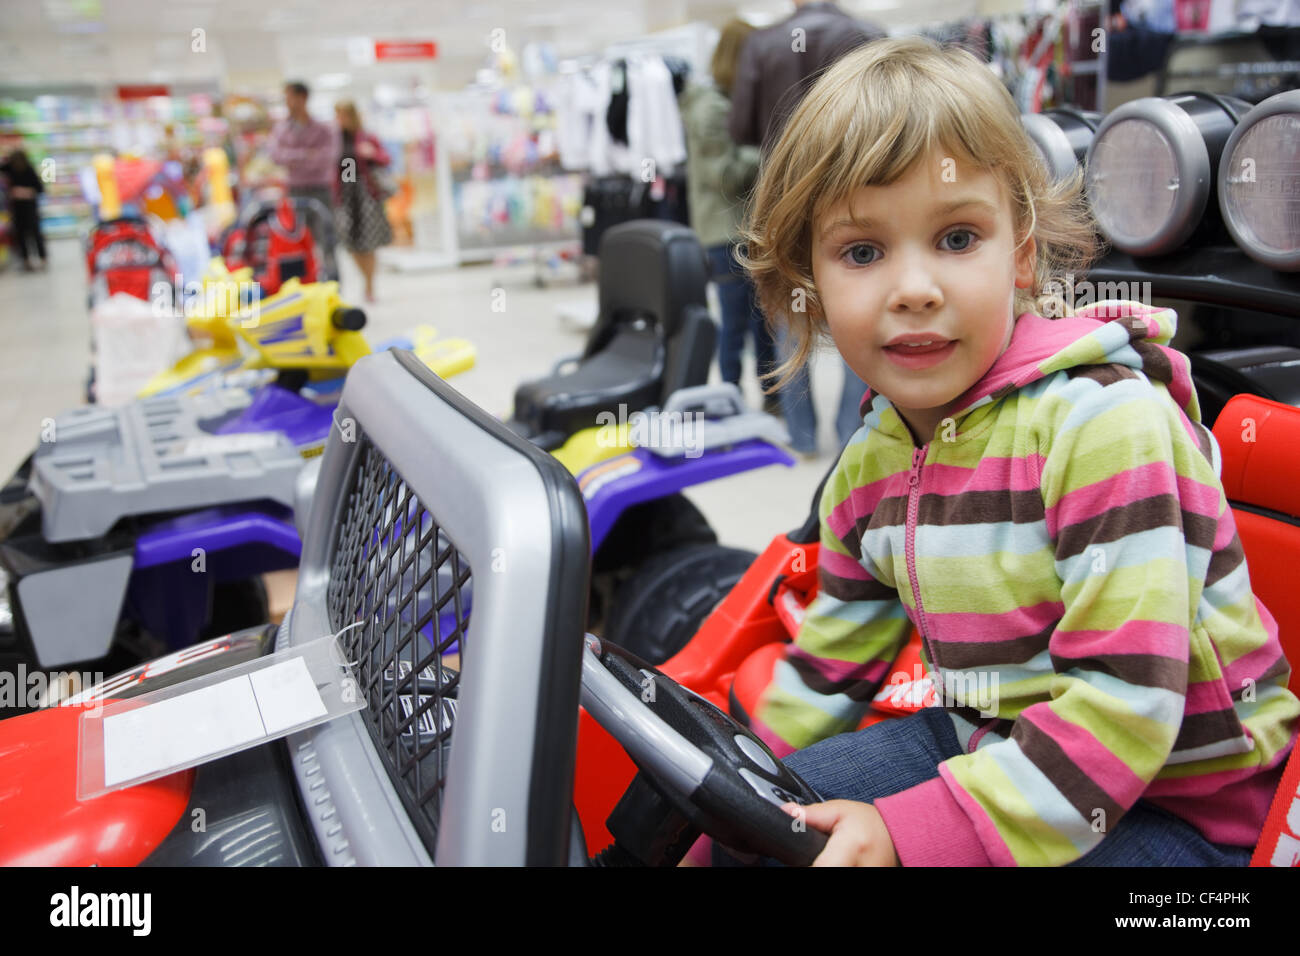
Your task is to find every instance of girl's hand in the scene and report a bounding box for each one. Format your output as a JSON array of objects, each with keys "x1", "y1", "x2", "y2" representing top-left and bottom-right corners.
[
  {"x1": 782, "y1": 800, "x2": 900, "y2": 867},
  {"x1": 357, "y1": 140, "x2": 377, "y2": 160}
]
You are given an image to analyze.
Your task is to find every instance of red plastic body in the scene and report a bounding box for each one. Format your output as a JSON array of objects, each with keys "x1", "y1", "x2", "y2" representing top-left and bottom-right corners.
[
  {"x1": 0, "y1": 704, "x2": 193, "y2": 866},
  {"x1": 575, "y1": 534, "x2": 817, "y2": 847},
  {"x1": 87, "y1": 220, "x2": 173, "y2": 302},
  {"x1": 258, "y1": 200, "x2": 318, "y2": 294},
  {"x1": 1212, "y1": 395, "x2": 1300, "y2": 866}
]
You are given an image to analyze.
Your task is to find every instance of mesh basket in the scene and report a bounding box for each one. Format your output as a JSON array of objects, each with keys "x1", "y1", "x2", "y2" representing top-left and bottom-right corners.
[{"x1": 326, "y1": 434, "x2": 472, "y2": 854}]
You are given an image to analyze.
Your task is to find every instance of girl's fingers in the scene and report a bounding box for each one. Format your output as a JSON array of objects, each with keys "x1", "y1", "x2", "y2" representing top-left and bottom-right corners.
[{"x1": 780, "y1": 800, "x2": 843, "y2": 832}]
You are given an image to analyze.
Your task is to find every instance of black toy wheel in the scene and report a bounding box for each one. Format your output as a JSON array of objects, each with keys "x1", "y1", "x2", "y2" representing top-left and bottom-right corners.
[
  {"x1": 592, "y1": 493, "x2": 716, "y2": 575},
  {"x1": 603, "y1": 544, "x2": 756, "y2": 664},
  {"x1": 203, "y1": 578, "x2": 270, "y2": 640},
  {"x1": 581, "y1": 637, "x2": 828, "y2": 866}
]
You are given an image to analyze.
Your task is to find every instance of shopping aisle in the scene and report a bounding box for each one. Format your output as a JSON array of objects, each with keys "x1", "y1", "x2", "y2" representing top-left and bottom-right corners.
[
  {"x1": 1, "y1": 239, "x2": 856, "y2": 553},
  {"x1": 0, "y1": 238, "x2": 93, "y2": 480}
]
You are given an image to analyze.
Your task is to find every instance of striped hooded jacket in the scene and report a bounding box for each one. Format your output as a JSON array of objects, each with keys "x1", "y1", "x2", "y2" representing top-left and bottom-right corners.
[{"x1": 752, "y1": 301, "x2": 1300, "y2": 866}]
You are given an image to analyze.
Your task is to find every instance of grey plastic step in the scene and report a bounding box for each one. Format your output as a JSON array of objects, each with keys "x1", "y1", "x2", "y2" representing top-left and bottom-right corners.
[
  {"x1": 30, "y1": 392, "x2": 305, "y2": 543},
  {"x1": 641, "y1": 383, "x2": 790, "y2": 459}
]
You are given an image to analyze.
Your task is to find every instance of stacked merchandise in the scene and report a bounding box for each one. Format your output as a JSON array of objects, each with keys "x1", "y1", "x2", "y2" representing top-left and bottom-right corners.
[
  {"x1": 0, "y1": 96, "x2": 108, "y2": 237},
  {"x1": 440, "y1": 84, "x2": 584, "y2": 258},
  {"x1": 917, "y1": 1, "x2": 1106, "y2": 112},
  {"x1": 554, "y1": 52, "x2": 693, "y2": 255}
]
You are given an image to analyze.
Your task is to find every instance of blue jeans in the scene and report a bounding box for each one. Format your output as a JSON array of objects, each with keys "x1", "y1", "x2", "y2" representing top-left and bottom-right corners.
[
  {"x1": 718, "y1": 708, "x2": 1253, "y2": 866},
  {"x1": 706, "y1": 243, "x2": 776, "y2": 389}
]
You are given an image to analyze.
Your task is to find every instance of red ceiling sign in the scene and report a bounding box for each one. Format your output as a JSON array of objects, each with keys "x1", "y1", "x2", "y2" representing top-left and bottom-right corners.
[
  {"x1": 117, "y1": 84, "x2": 170, "y2": 100},
  {"x1": 374, "y1": 41, "x2": 437, "y2": 61}
]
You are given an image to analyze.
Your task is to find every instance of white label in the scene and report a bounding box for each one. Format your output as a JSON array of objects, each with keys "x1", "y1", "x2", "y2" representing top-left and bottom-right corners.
[
  {"x1": 249, "y1": 657, "x2": 328, "y2": 735},
  {"x1": 101, "y1": 657, "x2": 325, "y2": 787},
  {"x1": 178, "y1": 432, "x2": 282, "y2": 457}
]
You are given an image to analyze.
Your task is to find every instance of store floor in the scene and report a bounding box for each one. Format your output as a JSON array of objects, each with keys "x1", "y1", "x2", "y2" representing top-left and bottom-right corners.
[{"x1": 0, "y1": 237, "x2": 861, "y2": 554}]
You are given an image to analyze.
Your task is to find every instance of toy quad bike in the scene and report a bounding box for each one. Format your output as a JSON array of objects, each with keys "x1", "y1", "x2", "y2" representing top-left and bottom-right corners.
[
  {"x1": 0, "y1": 280, "x2": 475, "y2": 705},
  {"x1": 0, "y1": 348, "x2": 826, "y2": 867},
  {"x1": 503, "y1": 219, "x2": 793, "y2": 661}
]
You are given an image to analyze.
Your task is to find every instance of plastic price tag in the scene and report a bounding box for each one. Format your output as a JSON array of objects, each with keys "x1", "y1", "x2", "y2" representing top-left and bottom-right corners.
[{"x1": 77, "y1": 631, "x2": 363, "y2": 800}]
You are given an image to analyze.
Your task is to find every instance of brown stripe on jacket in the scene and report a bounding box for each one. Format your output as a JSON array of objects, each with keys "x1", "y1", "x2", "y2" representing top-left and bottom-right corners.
[
  {"x1": 1065, "y1": 364, "x2": 1141, "y2": 387},
  {"x1": 916, "y1": 489, "x2": 1047, "y2": 527},
  {"x1": 818, "y1": 565, "x2": 899, "y2": 603},
  {"x1": 1014, "y1": 715, "x2": 1125, "y2": 824},
  {"x1": 1170, "y1": 707, "x2": 1250, "y2": 754},
  {"x1": 930, "y1": 622, "x2": 1055, "y2": 670},
  {"x1": 1204, "y1": 537, "x2": 1246, "y2": 589},
  {"x1": 1049, "y1": 652, "x2": 1188, "y2": 695},
  {"x1": 1054, "y1": 496, "x2": 1217, "y2": 559},
  {"x1": 787, "y1": 653, "x2": 885, "y2": 702}
]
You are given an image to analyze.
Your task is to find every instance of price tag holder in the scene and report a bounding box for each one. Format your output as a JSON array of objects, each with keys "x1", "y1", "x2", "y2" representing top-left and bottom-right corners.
[{"x1": 77, "y1": 632, "x2": 364, "y2": 800}]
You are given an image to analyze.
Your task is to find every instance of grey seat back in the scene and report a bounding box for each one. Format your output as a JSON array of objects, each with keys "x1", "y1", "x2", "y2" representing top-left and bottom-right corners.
[{"x1": 279, "y1": 349, "x2": 589, "y2": 865}]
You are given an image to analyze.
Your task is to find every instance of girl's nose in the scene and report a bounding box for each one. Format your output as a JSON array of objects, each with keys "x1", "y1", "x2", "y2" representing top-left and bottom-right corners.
[{"x1": 886, "y1": 251, "x2": 943, "y2": 313}]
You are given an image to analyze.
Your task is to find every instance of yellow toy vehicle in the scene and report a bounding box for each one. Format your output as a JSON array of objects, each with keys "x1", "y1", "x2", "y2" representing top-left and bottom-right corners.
[{"x1": 140, "y1": 262, "x2": 475, "y2": 397}]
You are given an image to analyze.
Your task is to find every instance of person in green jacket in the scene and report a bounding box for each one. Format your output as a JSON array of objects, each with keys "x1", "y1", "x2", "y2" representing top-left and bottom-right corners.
[{"x1": 679, "y1": 19, "x2": 780, "y2": 415}]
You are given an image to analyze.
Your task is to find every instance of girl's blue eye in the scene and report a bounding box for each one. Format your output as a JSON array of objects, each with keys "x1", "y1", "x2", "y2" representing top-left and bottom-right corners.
[
  {"x1": 845, "y1": 244, "x2": 878, "y2": 266},
  {"x1": 942, "y1": 229, "x2": 976, "y2": 252}
]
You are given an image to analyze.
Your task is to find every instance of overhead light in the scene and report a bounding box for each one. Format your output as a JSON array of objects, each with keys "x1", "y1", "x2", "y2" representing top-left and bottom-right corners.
[
  {"x1": 1021, "y1": 108, "x2": 1101, "y2": 182},
  {"x1": 1217, "y1": 89, "x2": 1300, "y2": 272},
  {"x1": 1085, "y1": 92, "x2": 1250, "y2": 257}
]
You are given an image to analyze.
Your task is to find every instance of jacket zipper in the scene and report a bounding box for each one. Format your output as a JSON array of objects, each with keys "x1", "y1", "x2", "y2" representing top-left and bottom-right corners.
[
  {"x1": 906, "y1": 439, "x2": 999, "y2": 751},
  {"x1": 904, "y1": 443, "x2": 938, "y2": 679}
]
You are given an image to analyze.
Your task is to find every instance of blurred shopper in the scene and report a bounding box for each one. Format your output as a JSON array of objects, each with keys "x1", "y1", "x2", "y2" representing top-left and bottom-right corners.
[
  {"x1": 333, "y1": 100, "x2": 394, "y2": 304},
  {"x1": 731, "y1": 1, "x2": 885, "y2": 456},
  {"x1": 680, "y1": 18, "x2": 779, "y2": 413},
  {"x1": 268, "y1": 81, "x2": 337, "y2": 212},
  {"x1": 1, "y1": 148, "x2": 47, "y2": 272}
]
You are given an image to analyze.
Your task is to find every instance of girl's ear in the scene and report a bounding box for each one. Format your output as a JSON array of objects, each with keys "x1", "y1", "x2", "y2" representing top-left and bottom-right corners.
[{"x1": 1014, "y1": 234, "x2": 1037, "y2": 290}]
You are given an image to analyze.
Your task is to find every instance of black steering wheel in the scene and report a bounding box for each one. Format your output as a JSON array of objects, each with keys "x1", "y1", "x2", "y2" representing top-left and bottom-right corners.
[{"x1": 580, "y1": 635, "x2": 828, "y2": 866}]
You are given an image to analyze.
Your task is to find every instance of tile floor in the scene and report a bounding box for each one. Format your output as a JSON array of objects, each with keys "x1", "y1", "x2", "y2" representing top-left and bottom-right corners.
[{"x1": 0, "y1": 236, "x2": 865, "y2": 554}]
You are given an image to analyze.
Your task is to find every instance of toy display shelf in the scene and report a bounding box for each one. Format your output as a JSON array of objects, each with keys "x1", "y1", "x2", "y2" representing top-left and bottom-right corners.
[
  {"x1": 1, "y1": 114, "x2": 114, "y2": 236},
  {"x1": 3, "y1": 98, "x2": 209, "y2": 236},
  {"x1": 438, "y1": 86, "x2": 582, "y2": 263}
]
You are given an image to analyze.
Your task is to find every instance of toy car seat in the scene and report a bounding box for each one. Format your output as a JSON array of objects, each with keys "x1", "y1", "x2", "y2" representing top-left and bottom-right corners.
[
  {"x1": 1212, "y1": 394, "x2": 1300, "y2": 694},
  {"x1": 508, "y1": 220, "x2": 716, "y2": 450},
  {"x1": 1191, "y1": 346, "x2": 1300, "y2": 429},
  {"x1": 1210, "y1": 394, "x2": 1300, "y2": 866}
]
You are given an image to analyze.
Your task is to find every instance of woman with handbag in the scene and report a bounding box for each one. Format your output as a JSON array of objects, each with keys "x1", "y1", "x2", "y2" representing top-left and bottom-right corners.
[{"x1": 333, "y1": 100, "x2": 394, "y2": 303}]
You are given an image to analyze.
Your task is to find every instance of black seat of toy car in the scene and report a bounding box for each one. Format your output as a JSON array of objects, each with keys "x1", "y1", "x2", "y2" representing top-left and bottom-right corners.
[
  {"x1": 1190, "y1": 346, "x2": 1300, "y2": 428},
  {"x1": 508, "y1": 220, "x2": 715, "y2": 451}
]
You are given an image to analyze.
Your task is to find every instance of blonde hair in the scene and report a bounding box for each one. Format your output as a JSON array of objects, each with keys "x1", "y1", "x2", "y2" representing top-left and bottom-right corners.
[
  {"x1": 334, "y1": 99, "x2": 361, "y2": 131},
  {"x1": 711, "y1": 18, "x2": 755, "y2": 95},
  {"x1": 740, "y1": 35, "x2": 1101, "y2": 390}
]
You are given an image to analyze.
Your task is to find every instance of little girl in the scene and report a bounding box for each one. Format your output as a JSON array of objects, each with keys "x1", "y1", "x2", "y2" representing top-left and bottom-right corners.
[{"x1": 736, "y1": 36, "x2": 1299, "y2": 866}]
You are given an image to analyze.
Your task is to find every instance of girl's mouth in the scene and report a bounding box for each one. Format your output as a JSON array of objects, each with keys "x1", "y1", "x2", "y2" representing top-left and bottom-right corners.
[{"x1": 883, "y1": 340, "x2": 957, "y2": 370}]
